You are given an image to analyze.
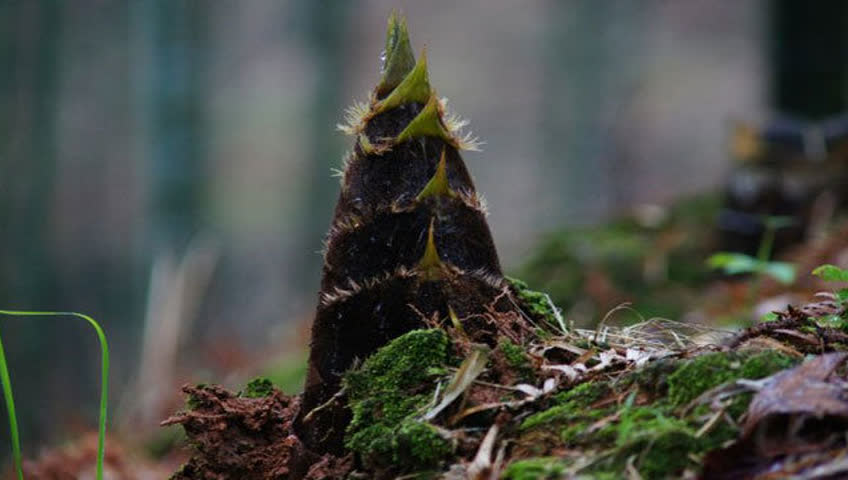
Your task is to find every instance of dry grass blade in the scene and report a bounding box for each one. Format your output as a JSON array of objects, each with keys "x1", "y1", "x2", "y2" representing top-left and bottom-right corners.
[
  {"x1": 467, "y1": 424, "x2": 498, "y2": 479},
  {"x1": 423, "y1": 345, "x2": 490, "y2": 421}
]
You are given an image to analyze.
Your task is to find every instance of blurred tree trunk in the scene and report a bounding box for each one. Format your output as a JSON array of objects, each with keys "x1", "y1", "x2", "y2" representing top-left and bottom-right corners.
[
  {"x1": 0, "y1": 0, "x2": 62, "y2": 308},
  {"x1": 771, "y1": 0, "x2": 848, "y2": 118},
  {"x1": 124, "y1": 0, "x2": 210, "y2": 422},
  {"x1": 138, "y1": 0, "x2": 209, "y2": 254},
  {"x1": 540, "y1": 2, "x2": 614, "y2": 223},
  {"x1": 0, "y1": 0, "x2": 63, "y2": 454},
  {"x1": 290, "y1": 1, "x2": 351, "y2": 297},
  {"x1": 541, "y1": 2, "x2": 648, "y2": 223}
]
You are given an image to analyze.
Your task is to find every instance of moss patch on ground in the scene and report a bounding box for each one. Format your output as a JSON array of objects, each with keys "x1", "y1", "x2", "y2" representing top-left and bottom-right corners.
[
  {"x1": 343, "y1": 329, "x2": 454, "y2": 472},
  {"x1": 508, "y1": 277, "x2": 561, "y2": 324},
  {"x1": 241, "y1": 377, "x2": 274, "y2": 398},
  {"x1": 668, "y1": 350, "x2": 797, "y2": 407},
  {"x1": 502, "y1": 457, "x2": 569, "y2": 480},
  {"x1": 521, "y1": 381, "x2": 611, "y2": 432},
  {"x1": 512, "y1": 349, "x2": 799, "y2": 478},
  {"x1": 497, "y1": 337, "x2": 536, "y2": 382},
  {"x1": 172, "y1": 300, "x2": 841, "y2": 479}
]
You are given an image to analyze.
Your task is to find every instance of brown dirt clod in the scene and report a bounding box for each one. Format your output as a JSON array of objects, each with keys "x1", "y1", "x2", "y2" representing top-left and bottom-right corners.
[{"x1": 162, "y1": 384, "x2": 350, "y2": 480}]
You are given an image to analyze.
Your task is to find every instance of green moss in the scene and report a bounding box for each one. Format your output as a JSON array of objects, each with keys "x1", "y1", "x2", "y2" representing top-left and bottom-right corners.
[
  {"x1": 559, "y1": 420, "x2": 593, "y2": 445},
  {"x1": 698, "y1": 410, "x2": 741, "y2": 451},
  {"x1": 521, "y1": 381, "x2": 612, "y2": 432},
  {"x1": 638, "y1": 430, "x2": 700, "y2": 477},
  {"x1": 668, "y1": 353, "x2": 736, "y2": 407},
  {"x1": 522, "y1": 398, "x2": 711, "y2": 477},
  {"x1": 344, "y1": 329, "x2": 449, "y2": 398},
  {"x1": 534, "y1": 327, "x2": 553, "y2": 341},
  {"x1": 344, "y1": 329, "x2": 453, "y2": 470},
  {"x1": 497, "y1": 337, "x2": 534, "y2": 381},
  {"x1": 507, "y1": 277, "x2": 562, "y2": 329},
  {"x1": 553, "y1": 380, "x2": 610, "y2": 406},
  {"x1": 668, "y1": 351, "x2": 797, "y2": 408},
  {"x1": 395, "y1": 421, "x2": 453, "y2": 467},
  {"x1": 614, "y1": 406, "x2": 685, "y2": 447},
  {"x1": 502, "y1": 458, "x2": 568, "y2": 480},
  {"x1": 515, "y1": 350, "x2": 798, "y2": 478},
  {"x1": 241, "y1": 377, "x2": 274, "y2": 398},
  {"x1": 521, "y1": 404, "x2": 579, "y2": 431},
  {"x1": 583, "y1": 405, "x2": 700, "y2": 477},
  {"x1": 591, "y1": 473, "x2": 623, "y2": 480},
  {"x1": 347, "y1": 393, "x2": 428, "y2": 450},
  {"x1": 617, "y1": 357, "x2": 680, "y2": 396},
  {"x1": 607, "y1": 351, "x2": 794, "y2": 476},
  {"x1": 614, "y1": 424, "x2": 700, "y2": 477},
  {"x1": 498, "y1": 338, "x2": 527, "y2": 369},
  {"x1": 739, "y1": 350, "x2": 797, "y2": 379}
]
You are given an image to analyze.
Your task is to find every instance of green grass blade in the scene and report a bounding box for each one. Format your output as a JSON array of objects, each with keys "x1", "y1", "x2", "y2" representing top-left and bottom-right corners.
[
  {"x1": 0, "y1": 331, "x2": 23, "y2": 480},
  {"x1": 0, "y1": 310, "x2": 110, "y2": 480}
]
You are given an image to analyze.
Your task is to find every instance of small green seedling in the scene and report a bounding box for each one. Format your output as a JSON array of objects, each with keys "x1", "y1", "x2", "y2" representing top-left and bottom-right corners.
[
  {"x1": 706, "y1": 252, "x2": 796, "y2": 285},
  {"x1": 808, "y1": 265, "x2": 848, "y2": 329},
  {"x1": 812, "y1": 264, "x2": 848, "y2": 301},
  {"x1": 812, "y1": 264, "x2": 848, "y2": 319},
  {"x1": 0, "y1": 311, "x2": 109, "y2": 480},
  {"x1": 707, "y1": 216, "x2": 797, "y2": 313}
]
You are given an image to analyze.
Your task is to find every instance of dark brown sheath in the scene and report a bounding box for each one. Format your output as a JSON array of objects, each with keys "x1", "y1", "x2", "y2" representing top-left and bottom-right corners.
[{"x1": 296, "y1": 13, "x2": 532, "y2": 452}]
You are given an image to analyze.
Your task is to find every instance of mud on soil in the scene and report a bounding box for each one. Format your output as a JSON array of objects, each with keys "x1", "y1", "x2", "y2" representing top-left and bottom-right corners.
[{"x1": 162, "y1": 385, "x2": 351, "y2": 480}]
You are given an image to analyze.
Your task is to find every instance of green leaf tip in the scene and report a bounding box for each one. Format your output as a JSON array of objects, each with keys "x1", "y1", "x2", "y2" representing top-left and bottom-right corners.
[
  {"x1": 416, "y1": 148, "x2": 455, "y2": 201},
  {"x1": 448, "y1": 306, "x2": 464, "y2": 332},
  {"x1": 378, "y1": 11, "x2": 416, "y2": 97},
  {"x1": 395, "y1": 95, "x2": 452, "y2": 145},
  {"x1": 812, "y1": 264, "x2": 848, "y2": 283},
  {"x1": 417, "y1": 218, "x2": 446, "y2": 281},
  {"x1": 375, "y1": 48, "x2": 432, "y2": 114}
]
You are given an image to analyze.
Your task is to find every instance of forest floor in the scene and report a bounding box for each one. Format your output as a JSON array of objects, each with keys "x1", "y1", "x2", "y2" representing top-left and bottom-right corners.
[{"x1": 16, "y1": 194, "x2": 848, "y2": 480}]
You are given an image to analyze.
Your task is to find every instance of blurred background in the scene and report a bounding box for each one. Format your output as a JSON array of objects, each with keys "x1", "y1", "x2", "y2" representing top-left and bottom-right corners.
[{"x1": 2, "y1": 0, "x2": 848, "y2": 468}]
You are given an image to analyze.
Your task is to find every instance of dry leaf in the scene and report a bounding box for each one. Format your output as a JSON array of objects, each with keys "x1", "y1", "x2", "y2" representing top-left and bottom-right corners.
[
  {"x1": 423, "y1": 345, "x2": 490, "y2": 421},
  {"x1": 743, "y1": 352, "x2": 848, "y2": 440}
]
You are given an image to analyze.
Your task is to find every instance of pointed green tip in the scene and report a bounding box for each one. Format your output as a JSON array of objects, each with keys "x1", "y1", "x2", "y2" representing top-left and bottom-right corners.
[
  {"x1": 395, "y1": 95, "x2": 452, "y2": 144},
  {"x1": 376, "y1": 48, "x2": 432, "y2": 114},
  {"x1": 416, "y1": 148, "x2": 455, "y2": 201},
  {"x1": 378, "y1": 12, "x2": 416, "y2": 97},
  {"x1": 448, "y1": 306, "x2": 464, "y2": 333},
  {"x1": 384, "y1": 10, "x2": 401, "y2": 55},
  {"x1": 418, "y1": 218, "x2": 445, "y2": 281}
]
